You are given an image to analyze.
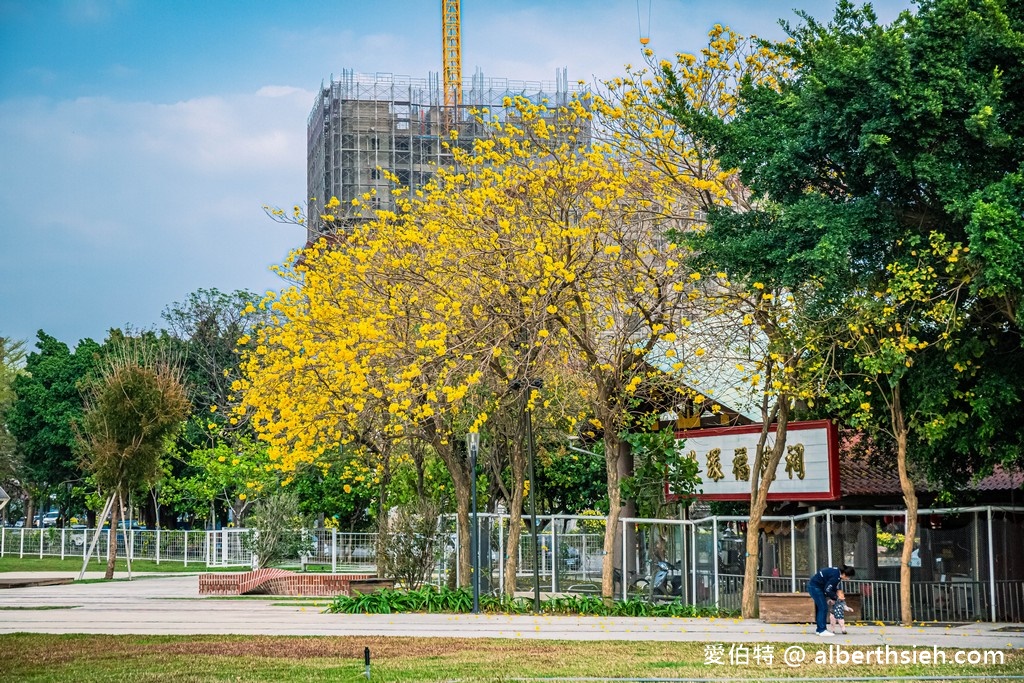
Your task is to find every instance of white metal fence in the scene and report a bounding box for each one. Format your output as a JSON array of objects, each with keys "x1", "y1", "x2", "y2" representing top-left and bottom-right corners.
[
  {"x1": 441, "y1": 506, "x2": 1024, "y2": 623},
  {"x1": 0, "y1": 526, "x2": 376, "y2": 573},
  {"x1": 5, "y1": 504, "x2": 1023, "y2": 623}
]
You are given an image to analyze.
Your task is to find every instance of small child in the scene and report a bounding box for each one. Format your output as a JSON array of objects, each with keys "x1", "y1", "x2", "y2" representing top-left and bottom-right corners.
[{"x1": 829, "y1": 593, "x2": 854, "y2": 634}]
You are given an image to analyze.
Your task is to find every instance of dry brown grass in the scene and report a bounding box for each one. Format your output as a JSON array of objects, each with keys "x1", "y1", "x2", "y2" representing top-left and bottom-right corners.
[{"x1": 1, "y1": 634, "x2": 1021, "y2": 682}]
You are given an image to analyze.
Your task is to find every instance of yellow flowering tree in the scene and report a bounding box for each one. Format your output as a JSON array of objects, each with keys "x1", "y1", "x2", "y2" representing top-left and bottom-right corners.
[
  {"x1": 690, "y1": 272, "x2": 826, "y2": 618},
  {"x1": 534, "y1": 27, "x2": 789, "y2": 598},
  {"x1": 597, "y1": 26, "x2": 789, "y2": 217},
  {"x1": 241, "y1": 26, "x2": 792, "y2": 598},
  {"x1": 242, "y1": 90, "x2": 701, "y2": 593},
  {"x1": 599, "y1": 26, "x2": 794, "y2": 611},
  {"x1": 823, "y1": 233, "x2": 970, "y2": 624}
]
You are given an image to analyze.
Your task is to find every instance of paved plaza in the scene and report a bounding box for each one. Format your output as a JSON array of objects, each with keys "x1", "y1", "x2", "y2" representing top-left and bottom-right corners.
[{"x1": 0, "y1": 572, "x2": 1022, "y2": 650}]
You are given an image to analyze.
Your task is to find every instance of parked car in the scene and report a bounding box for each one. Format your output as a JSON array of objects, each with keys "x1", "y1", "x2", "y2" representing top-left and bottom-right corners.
[
  {"x1": 317, "y1": 540, "x2": 375, "y2": 562},
  {"x1": 102, "y1": 519, "x2": 146, "y2": 530},
  {"x1": 41, "y1": 511, "x2": 60, "y2": 527},
  {"x1": 70, "y1": 524, "x2": 89, "y2": 547}
]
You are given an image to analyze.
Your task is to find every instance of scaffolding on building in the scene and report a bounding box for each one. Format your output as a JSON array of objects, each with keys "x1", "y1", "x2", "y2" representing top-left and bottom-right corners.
[{"x1": 306, "y1": 68, "x2": 579, "y2": 240}]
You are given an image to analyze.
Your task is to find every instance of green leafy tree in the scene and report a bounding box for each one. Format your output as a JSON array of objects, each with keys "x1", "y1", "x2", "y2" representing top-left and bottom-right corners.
[
  {"x1": 153, "y1": 459, "x2": 211, "y2": 529},
  {"x1": 536, "y1": 442, "x2": 608, "y2": 515},
  {"x1": 9, "y1": 332, "x2": 102, "y2": 526},
  {"x1": 667, "y1": 0, "x2": 1024, "y2": 623},
  {"x1": 79, "y1": 340, "x2": 189, "y2": 578},
  {"x1": 621, "y1": 423, "x2": 699, "y2": 520},
  {"x1": 161, "y1": 288, "x2": 267, "y2": 417},
  {"x1": 0, "y1": 336, "x2": 27, "y2": 519},
  {"x1": 157, "y1": 288, "x2": 270, "y2": 528},
  {"x1": 171, "y1": 437, "x2": 276, "y2": 528},
  {"x1": 292, "y1": 461, "x2": 374, "y2": 532}
]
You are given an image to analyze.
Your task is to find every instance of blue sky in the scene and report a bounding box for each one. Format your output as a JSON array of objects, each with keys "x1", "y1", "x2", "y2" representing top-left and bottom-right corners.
[{"x1": 0, "y1": 0, "x2": 912, "y2": 348}]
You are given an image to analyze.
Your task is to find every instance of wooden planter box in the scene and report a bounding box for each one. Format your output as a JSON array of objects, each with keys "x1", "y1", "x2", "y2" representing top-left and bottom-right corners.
[
  {"x1": 759, "y1": 592, "x2": 861, "y2": 623},
  {"x1": 348, "y1": 578, "x2": 396, "y2": 594}
]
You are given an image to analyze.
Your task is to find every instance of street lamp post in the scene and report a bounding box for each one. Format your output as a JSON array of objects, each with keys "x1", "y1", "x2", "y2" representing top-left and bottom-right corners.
[{"x1": 466, "y1": 432, "x2": 480, "y2": 614}]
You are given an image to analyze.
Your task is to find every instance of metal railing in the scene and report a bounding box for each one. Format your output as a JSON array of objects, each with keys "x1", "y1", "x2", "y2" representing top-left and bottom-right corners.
[
  {"x1": 303, "y1": 529, "x2": 376, "y2": 572},
  {"x1": 436, "y1": 506, "x2": 1024, "y2": 622},
  {"x1": 0, "y1": 526, "x2": 377, "y2": 572},
  {"x1": 5, "y1": 505, "x2": 1024, "y2": 624}
]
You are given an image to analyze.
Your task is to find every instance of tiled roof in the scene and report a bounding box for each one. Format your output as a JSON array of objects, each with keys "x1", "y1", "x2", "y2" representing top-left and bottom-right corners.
[
  {"x1": 839, "y1": 447, "x2": 1024, "y2": 498},
  {"x1": 971, "y1": 467, "x2": 1024, "y2": 492},
  {"x1": 840, "y1": 453, "x2": 907, "y2": 497}
]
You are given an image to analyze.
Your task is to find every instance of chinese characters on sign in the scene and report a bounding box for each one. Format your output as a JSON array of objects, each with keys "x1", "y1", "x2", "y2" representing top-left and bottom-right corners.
[
  {"x1": 691, "y1": 444, "x2": 801, "y2": 484},
  {"x1": 732, "y1": 447, "x2": 749, "y2": 481},
  {"x1": 697, "y1": 444, "x2": 805, "y2": 482},
  {"x1": 672, "y1": 420, "x2": 839, "y2": 501},
  {"x1": 785, "y1": 443, "x2": 806, "y2": 480},
  {"x1": 706, "y1": 448, "x2": 725, "y2": 482}
]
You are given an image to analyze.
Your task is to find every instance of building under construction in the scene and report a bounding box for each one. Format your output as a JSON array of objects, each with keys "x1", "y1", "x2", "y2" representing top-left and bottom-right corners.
[{"x1": 305, "y1": 68, "x2": 580, "y2": 240}]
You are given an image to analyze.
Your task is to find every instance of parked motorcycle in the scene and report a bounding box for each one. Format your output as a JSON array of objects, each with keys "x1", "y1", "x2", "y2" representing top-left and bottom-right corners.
[
  {"x1": 613, "y1": 567, "x2": 650, "y2": 594},
  {"x1": 651, "y1": 559, "x2": 683, "y2": 599}
]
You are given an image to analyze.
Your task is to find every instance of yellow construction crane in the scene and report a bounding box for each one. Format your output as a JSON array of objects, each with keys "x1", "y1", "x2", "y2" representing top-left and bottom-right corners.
[
  {"x1": 442, "y1": 0, "x2": 462, "y2": 111},
  {"x1": 637, "y1": 0, "x2": 652, "y2": 45}
]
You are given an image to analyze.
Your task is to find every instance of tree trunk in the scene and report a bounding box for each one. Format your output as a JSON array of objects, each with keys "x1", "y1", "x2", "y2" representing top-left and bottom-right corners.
[
  {"x1": 742, "y1": 503, "x2": 769, "y2": 616},
  {"x1": 377, "y1": 454, "x2": 392, "y2": 522},
  {"x1": 601, "y1": 433, "x2": 623, "y2": 599},
  {"x1": 503, "y1": 430, "x2": 528, "y2": 598},
  {"x1": 504, "y1": 466, "x2": 526, "y2": 598},
  {"x1": 453, "y1": 482, "x2": 472, "y2": 588},
  {"x1": 427, "y1": 423, "x2": 472, "y2": 587},
  {"x1": 105, "y1": 496, "x2": 120, "y2": 580},
  {"x1": 412, "y1": 441, "x2": 426, "y2": 500},
  {"x1": 143, "y1": 493, "x2": 157, "y2": 530},
  {"x1": 740, "y1": 398, "x2": 789, "y2": 619},
  {"x1": 617, "y1": 440, "x2": 636, "y2": 579},
  {"x1": 893, "y1": 385, "x2": 916, "y2": 626}
]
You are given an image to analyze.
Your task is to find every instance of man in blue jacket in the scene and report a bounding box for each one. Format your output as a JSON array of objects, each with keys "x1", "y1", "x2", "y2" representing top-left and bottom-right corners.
[{"x1": 807, "y1": 564, "x2": 855, "y2": 636}]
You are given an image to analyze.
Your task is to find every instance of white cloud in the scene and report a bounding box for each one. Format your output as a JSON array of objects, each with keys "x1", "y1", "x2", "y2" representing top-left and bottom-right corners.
[
  {"x1": 0, "y1": 87, "x2": 312, "y2": 343},
  {"x1": 106, "y1": 63, "x2": 139, "y2": 79},
  {"x1": 62, "y1": 0, "x2": 110, "y2": 23},
  {"x1": 62, "y1": 0, "x2": 130, "y2": 24},
  {"x1": 256, "y1": 85, "x2": 305, "y2": 98}
]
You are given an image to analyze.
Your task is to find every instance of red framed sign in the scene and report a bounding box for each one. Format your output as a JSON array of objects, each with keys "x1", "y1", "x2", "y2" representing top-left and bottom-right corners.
[{"x1": 670, "y1": 419, "x2": 841, "y2": 502}]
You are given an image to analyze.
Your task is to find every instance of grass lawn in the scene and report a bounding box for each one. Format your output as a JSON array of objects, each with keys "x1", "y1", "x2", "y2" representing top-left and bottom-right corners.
[
  {"x1": 0, "y1": 634, "x2": 1020, "y2": 682},
  {"x1": 0, "y1": 556, "x2": 239, "y2": 574}
]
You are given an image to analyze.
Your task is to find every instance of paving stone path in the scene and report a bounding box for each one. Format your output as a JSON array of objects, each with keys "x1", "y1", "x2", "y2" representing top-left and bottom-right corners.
[{"x1": 1, "y1": 572, "x2": 1021, "y2": 650}]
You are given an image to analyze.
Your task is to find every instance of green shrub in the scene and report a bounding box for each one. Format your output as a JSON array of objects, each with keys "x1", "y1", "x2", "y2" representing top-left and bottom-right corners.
[
  {"x1": 375, "y1": 500, "x2": 441, "y2": 590},
  {"x1": 241, "y1": 491, "x2": 314, "y2": 569},
  {"x1": 326, "y1": 585, "x2": 731, "y2": 618}
]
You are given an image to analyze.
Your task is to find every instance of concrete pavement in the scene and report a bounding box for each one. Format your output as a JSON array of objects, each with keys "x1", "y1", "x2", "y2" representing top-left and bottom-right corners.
[{"x1": 0, "y1": 572, "x2": 1021, "y2": 649}]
